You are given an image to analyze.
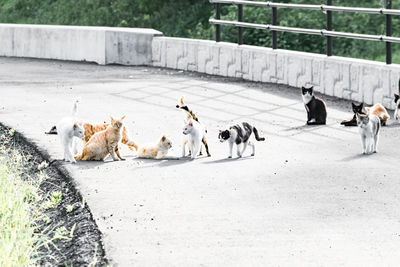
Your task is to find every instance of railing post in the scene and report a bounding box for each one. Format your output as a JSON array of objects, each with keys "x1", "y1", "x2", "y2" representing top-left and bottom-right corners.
[
  {"x1": 238, "y1": 4, "x2": 243, "y2": 45},
  {"x1": 386, "y1": 0, "x2": 392, "y2": 64},
  {"x1": 326, "y1": 0, "x2": 333, "y2": 56},
  {"x1": 216, "y1": 3, "x2": 221, "y2": 42},
  {"x1": 272, "y1": 0, "x2": 277, "y2": 49}
]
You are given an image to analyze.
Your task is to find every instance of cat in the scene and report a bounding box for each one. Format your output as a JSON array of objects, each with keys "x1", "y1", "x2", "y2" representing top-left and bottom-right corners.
[
  {"x1": 137, "y1": 136, "x2": 172, "y2": 159},
  {"x1": 218, "y1": 122, "x2": 265, "y2": 158},
  {"x1": 394, "y1": 93, "x2": 400, "y2": 121},
  {"x1": 365, "y1": 103, "x2": 390, "y2": 126},
  {"x1": 47, "y1": 121, "x2": 137, "y2": 151},
  {"x1": 75, "y1": 116, "x2": 126, "y2": 161},
  {"x1": 341, "y1": 102, "x2": 366, "y2": 127},
  {"x1": 301, "y1": 86, "x2": 327, "y2": 125},
  {"x1": 182, "y1": 119, "x2": 208, "y2": 159},
  {"x1": 176, "y1": 97, "x2": 211, "y2": 157},
  {"x1": 56, "y1": 99, "x2": 85, "y2": 163},
  {"x1": 356, "y1": 113, "x2": 381, "y2": 154}
]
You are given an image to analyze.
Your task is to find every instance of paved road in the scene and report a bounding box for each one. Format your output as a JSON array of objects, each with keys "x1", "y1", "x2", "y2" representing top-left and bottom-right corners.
[{"x1": 1, "y1": 57, "x2": 400, "y2": 266}]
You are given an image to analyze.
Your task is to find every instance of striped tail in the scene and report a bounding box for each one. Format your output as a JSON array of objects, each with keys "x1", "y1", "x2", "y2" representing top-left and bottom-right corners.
[{"x1": 253, "y1": 127, "x2": 265, "y2": 141}]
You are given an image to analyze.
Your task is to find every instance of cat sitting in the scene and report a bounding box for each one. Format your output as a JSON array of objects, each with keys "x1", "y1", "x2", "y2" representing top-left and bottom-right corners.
[
  {"x1": 301, "y1": 86, "x2": 327, "y2": 125},
  {"x1": 394, "y1": 93, "x2": 400, "y2": 121},
  {"x1": 176, "y1": 97, "x2": 211, "y2": 157},
  {"x1": 56, "y1": 99, "x2": 85, "y2": 163},
  {"x1": 182, "y1": 119, "x2": 207, "y2": 159},
  {"x1": 218, "y1": 122, "x2": 265, "y2": 158},
  {"x1": 75, "y1": 116, "x2": 126, "y2": 161},
  {"x1": 356, "y1": 113, "x2": 381, "y2": 154},
  {"x1": 137, "y1": 136, "x2": 172, "y2": 159},
  {"x1": 365, "y1": 103, "x2": 390, "y2": 126},
  {"x1": 341, "y1": 102, "x2": 366, "y2": 127}
]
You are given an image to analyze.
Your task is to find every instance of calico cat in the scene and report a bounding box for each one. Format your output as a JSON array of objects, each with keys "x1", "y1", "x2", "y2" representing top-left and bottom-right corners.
[
  {"x1": 56, "y1": 99, "x2": 85, "y2": 163},
  {"x1": 176, "y1": 97, "x2": 210, "y2": 157},
  {"x1": 301, "y1": 86, "x2": 327, "y2": 125},
  {"x1": 182, "y1": 120, "x2": 207, "y2": 159},
  {"x1": 394, "y1": 93, "x2": 400, "y2": 121},
  {"x1": 341, "y1": 102, "x2": 366, "y2": 126},
  {"x1": 365, "y1": 103, "x2": 390, "y2": 126},
  {"x1": 356, "y1": 113, "x2": 381, "y2": 154},
  {"x1": 218, "y1": 122, "x2": 265, "y2": 158},
  {"x1": 75, "y1": 116, "x2": 126, "y2": 161},
  {"x1": 137, "y1": 136, "x2": 172, "y2": 159}
]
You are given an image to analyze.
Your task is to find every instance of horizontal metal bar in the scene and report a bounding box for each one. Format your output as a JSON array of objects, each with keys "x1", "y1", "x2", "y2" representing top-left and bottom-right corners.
[
  {"x1": 209, "y1": 19, "x2": 400, "y2": 43},
  {"x1": 208, "y1": 0, "x2": 400, "y2": 16}
]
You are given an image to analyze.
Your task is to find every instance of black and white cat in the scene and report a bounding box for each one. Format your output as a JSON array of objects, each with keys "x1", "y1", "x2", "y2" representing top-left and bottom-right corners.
[
  {"x1": 301, "y1": 86, "x2": 327, "y2": 125},
  {"x1": 394, "y1": 93, "x2": 400, "y2": 121},
  {"x1": 218, "y1": 122, "x2": 265, "y2": 158},
  {"x1": 341, "y1": 102, "x2": 366, "y2": 127}
]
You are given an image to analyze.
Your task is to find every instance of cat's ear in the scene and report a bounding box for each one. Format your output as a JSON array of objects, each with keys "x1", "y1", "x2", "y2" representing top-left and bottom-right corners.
[
  {"x1": 365, "y1": 107, "x2": 370, "y2": 114},
  {"x1": 188, "y1": 120, "x2": 193, "y2": 126},
  {"x1": 121, "y1": 115, "x2": 126, "y2": 120},
  {"x1": 161, "y1": 135, "x2": 166, "y2": 141},
  {"x1": 360, "y1": 103, "x2": 364, "y2": 108},
  {"x1": 352, "y1": 102, "x2": 356, "y2": 108},
  {"x1": 110, "y1": 117, "x2": 115, "y2": 123},
  {"x1": 73, "y1": 122, "x2": 78, "y2": 129}
]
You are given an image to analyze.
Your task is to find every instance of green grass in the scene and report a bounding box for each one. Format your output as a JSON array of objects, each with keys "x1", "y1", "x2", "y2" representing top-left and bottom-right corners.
[{"x1": 0, "y1": 135, "x2": 48, "y2": 266}]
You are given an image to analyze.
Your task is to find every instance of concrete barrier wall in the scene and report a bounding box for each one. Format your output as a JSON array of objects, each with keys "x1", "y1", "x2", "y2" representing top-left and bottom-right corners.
[
  {"x1": 152, "y1": 37, "x2": 400, "y2": 110},
  {"x1": 0, "y1": 24, "x2": 162, "y2": 65}
]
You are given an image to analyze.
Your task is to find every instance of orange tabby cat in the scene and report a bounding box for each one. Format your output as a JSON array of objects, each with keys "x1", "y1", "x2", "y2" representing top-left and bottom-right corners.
[
  {"x1": 365, "y1": 103, "x2": 390, "y2": 126},
  {"x1": 75, "y1": 116, "x2": 126, "y2": 161},
  {"x1": 83, "y1": 123, "x2": 138, "y2": 150}
]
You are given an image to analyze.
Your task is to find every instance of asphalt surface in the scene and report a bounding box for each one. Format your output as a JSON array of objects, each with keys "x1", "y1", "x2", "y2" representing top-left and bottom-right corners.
[{"x1": 1, "y1": 57, "x2": 400, "y2": 266}]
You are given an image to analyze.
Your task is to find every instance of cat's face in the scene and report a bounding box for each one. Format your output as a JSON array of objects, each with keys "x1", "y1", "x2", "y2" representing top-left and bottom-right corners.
[
  {"x1": 73, "y1": 122, "x2": 85, "y2": 138},
  {"x1": 218, "y1": 130, "x2": 230, "y2": 142},
  {"x1": 159, "y1": 136, "x2": 172, "y2": 149},
  {"x1": 352, "y1": 102, "x2": 364, "y2": 114},
  {"x1": 182, "y1": 121, "x2": 193, "y2": 135},
  {"x1": 356, "y1": 113, "x2": 369, "y2": 127},
  {"x1": 110, "y1": 116, "x2": 125, "y2": 129},
  {"x1": 301, "y1": 86, "x2": 313, "y2": 104}
]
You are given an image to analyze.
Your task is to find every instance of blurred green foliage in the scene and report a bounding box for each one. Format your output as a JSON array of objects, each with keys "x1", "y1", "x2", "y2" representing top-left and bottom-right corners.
[{"x1": 0, "y1": 0, "x2": 399, "y2": 63}]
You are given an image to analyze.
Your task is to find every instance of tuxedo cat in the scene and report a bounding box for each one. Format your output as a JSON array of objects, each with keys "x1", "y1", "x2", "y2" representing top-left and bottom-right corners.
[
  {"x1": 341, "y1": 102, "x2": 366, "y2": 127},
  {"x1": 301, "y1": 86, "x2": 327, "y2": 125},
  {"x1": 218, "y1": 122, "x2": 265, "y2": 158},
  {"x1": 394, "y1": 93, "x2": 400, "y2": 121}
]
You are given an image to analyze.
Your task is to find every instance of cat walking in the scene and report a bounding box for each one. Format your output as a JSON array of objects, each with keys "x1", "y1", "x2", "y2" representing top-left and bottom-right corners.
[
  {"x1": 137, "y1": 136, "x2": 172, "y2": 159},
  {"x1": 301, "y1": 86, "x2": 327, "y2": 125},
  {"x1": 56, "y1": 99, "x2": 85, "y2": 163},
  {"x1": 356, "y1": 113, "x2": 381, "y2": 154},
  {"x1": 75, "y1": 116, "x2": 126, "y2": 161},
  {"x1": 218, "y1": 122, "x2": 265, "y2": 158}
]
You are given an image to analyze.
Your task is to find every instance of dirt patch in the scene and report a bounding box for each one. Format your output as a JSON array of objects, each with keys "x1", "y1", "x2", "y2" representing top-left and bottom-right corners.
[{"x1": 0, "y1": 123, "x2": 107, "y2": 266}]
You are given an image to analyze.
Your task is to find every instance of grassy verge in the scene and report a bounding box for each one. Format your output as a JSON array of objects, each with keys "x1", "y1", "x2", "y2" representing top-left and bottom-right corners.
[{"x1": 0, "y1": 131, "x2": 48, "y2": 266}]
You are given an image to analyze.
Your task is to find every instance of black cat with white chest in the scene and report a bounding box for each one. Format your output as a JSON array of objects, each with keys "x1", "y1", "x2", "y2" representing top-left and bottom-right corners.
[
  {"x1": 301, "y1": 86, "x2": 327, "y2": 125},
  {"x1": 218, "y1": 122, "x2": 265, "y2": 158}
]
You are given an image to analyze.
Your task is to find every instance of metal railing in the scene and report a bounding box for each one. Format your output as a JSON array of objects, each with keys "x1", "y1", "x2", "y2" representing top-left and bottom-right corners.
[{"x1": 209, "y1": 0, "x2": 398, "y2": 64}]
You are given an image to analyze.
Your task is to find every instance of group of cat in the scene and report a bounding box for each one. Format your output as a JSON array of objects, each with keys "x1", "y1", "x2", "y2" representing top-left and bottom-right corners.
[
  {"x1": 47, "y1": 97, "x2": 266, "y2": 163},
  {"x1": 49, "y1": 83, "x2": 399, "y2": 163},
  {"x1": 302, "y1": 81, "x2": 400, "y2": 155}
]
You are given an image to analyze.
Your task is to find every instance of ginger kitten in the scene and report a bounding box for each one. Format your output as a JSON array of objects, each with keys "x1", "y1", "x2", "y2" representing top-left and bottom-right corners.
[
  {"x1": 137, "y1": 136, "x2": 172, "y2": 159},
  {"x1": 75, "y1": 116, "x2": 126, "y2": 161},
  {"x1": 365, "y1": 103, "x2": 390, "y2": 126}
]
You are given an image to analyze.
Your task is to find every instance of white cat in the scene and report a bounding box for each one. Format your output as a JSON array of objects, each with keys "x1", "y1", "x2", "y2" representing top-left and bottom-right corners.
[
  {"x1": 356, "y1": 113, "x2": 381, "y2": 154},
  {"x1": 182, "y1": 120, "x2": 207, "y2": 159},
  {"x1": 56, "y1": 99, "x2": 85, "y2": 163}
]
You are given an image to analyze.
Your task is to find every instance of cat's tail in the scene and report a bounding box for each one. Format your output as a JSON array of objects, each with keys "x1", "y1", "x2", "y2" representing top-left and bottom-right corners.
[
  {"x1": 45, "y1": 125, "x2": 58, "y2": 134},
  {"x1": 253, "y1": 127, "x2": 265, "y2": 141},
  {"x1": 71, "y1": 98, "x2": 80, "y2": 116}
]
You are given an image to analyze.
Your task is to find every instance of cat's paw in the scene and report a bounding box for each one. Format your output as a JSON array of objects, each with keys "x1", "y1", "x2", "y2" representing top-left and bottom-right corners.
[
  {"x1": 251, "y1": 153, "x2": 255, "y2": 156},
  {"x1": 228, "y1": 156, "x2": 232, "y2": 158},
  {"x1": 120, "y1": 158, "x2": 126, "y2": 161}
]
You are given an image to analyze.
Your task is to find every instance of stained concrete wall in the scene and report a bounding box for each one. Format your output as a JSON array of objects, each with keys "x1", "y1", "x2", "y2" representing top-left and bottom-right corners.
[
  {"x1": 0, "y1": 24, "x2": 162, "y2": 65},
  {"x1": 152, "y1": 37, "x2": 400, "y2": 110}
]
